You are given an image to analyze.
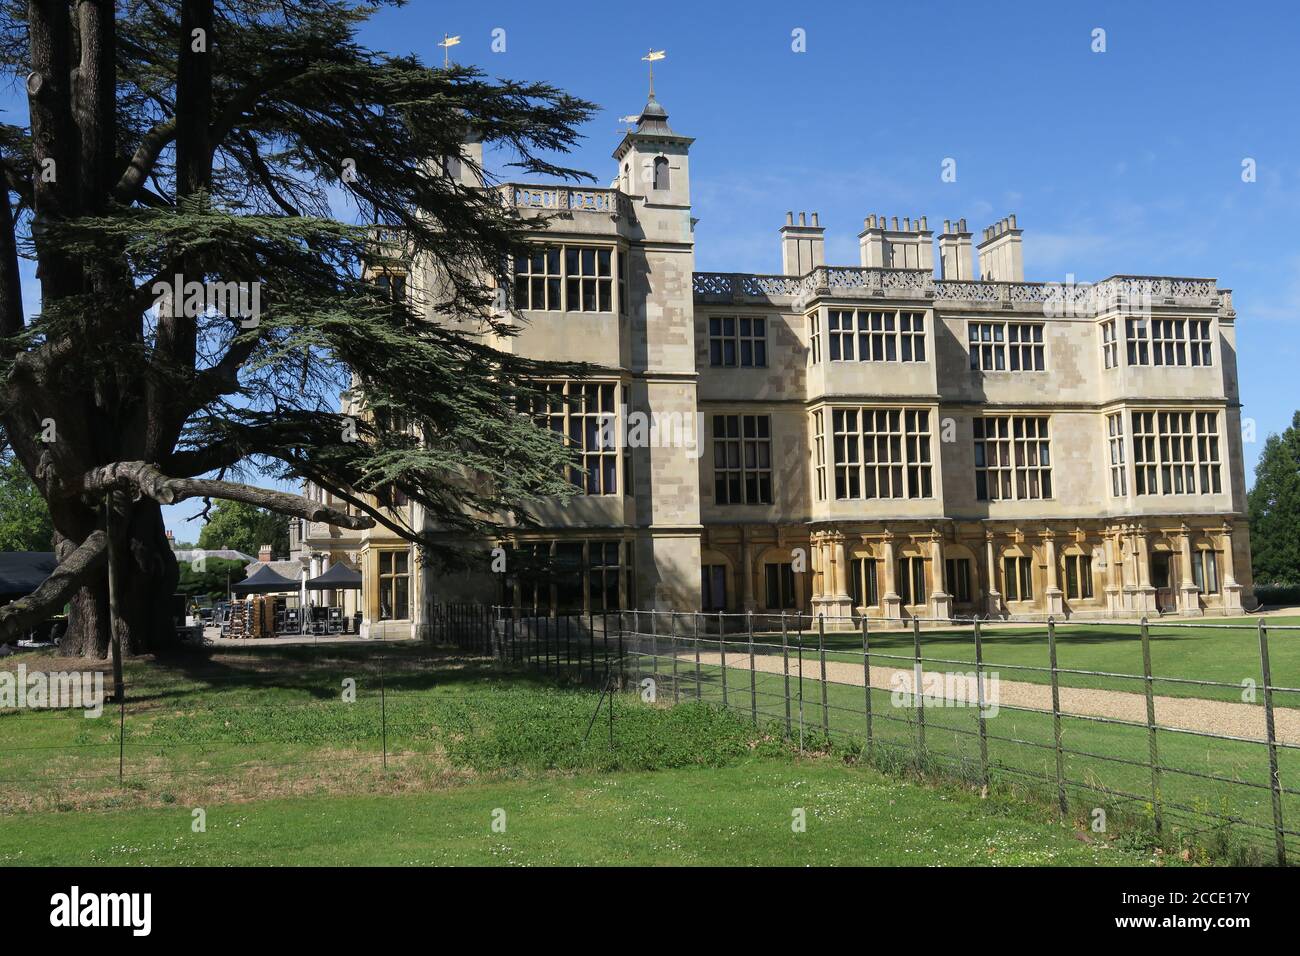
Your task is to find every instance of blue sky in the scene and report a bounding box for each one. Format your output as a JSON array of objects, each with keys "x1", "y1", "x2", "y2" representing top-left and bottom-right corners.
[
  {"x1": 386, "y1": 0, "x2": 1297, "y2": 456},
  {"x1": 10, "y1": 1, "x2": 1299, "y2": 540}
]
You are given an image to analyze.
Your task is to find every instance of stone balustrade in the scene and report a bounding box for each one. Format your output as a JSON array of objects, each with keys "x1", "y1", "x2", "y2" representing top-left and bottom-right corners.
[
  {"x1": 693, "y1": 267, "x2": 1231, "y2": 316},
  {"x1": 495, "y1": 183, "x2": 634, "y2": 219}
]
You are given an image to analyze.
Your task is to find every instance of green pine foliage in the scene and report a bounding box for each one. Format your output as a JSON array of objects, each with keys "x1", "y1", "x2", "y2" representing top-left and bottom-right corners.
[
  {"x1": 0, "y1": 449, "x2": 54, "y2": 552},
  {"x1": 1247, "y1": 410, "x2": 1300, "y2": 585}
]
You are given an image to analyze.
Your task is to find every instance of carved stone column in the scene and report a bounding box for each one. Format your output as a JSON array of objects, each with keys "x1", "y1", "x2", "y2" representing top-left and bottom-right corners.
[
  {"x1": 880, "y1": 531, "x2": 901, "y2": 620},
  {"x1": 1104, "y1": 528, "x2": 1122, "y2": 615},
  {"x1": 1132, "y1": 525, "x2": 1157, "y2": 616},
  {"x1": 1041, "y1": 531, "x2": 1064, "y2": 617},
  {"x1": 984, "y1": 531, "x2": 1002, "y2": 618},
  {"x1": 819, "y1": 533, "x2": 853, "y2": 625},
  {"x1": 1178, "y1": 524, "x2": 1202, "y2": 617},
  {"x1": 929, "y1": 530, "x2": 952, "y2": 620},
  {"x1": 833, "y1": 536, "x2": 849, "y2": 595},
  {"x1": 740, "y1": 528, "x2": 756, "y2": 612},
  {"x1": 1219, "y1": 523, "x2": 1243, "y2": 613},
  {"x1": 811, "y1": 533, "x2": 835, "y2": 618}
]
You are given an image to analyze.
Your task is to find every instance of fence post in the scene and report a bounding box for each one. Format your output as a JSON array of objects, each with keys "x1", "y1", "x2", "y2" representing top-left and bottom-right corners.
[
  {"x1": 861, "y1": 614, "x2": 873, "y2": 762},
  {"x1": 617, "y1": 610, "x2": 625, "y2": 688},
  {"x1": 911, "y1": 617, "x2": 926, "y2": 759},
  {"x1": 671, "y1": 611, "x2": 680, "y2": 705},
  {"x1": 748, "y1": 612, "x2": 758, "y2": 726},
  {"x1": 650, "y1": 610, "x2": 659, "y2": 689},
  {"x1": 602, "y1": 607, "x2": 609, "y2": 681},
  {"x1": 694, "y1": 612, "x2": 702, "y2": 700},
  {"x1": 973, "y1": 618, "x2": 989, "y2": 795},
  {"x1": 718, "y1": 611, "x2": 728, "y2": 708},
  {"x1": 379, "y1": 653, "x2": 388, "y2": 771},
  {"x1": 1138, "y1": 616, "x2": 1163, "y2": 836},
  {"x1": 565, "y1": 612, "x2": 572, "y2": 675},
  {"x1": 1258, "y1": 618, "x2": 1287, "y2": 866},
  {"x1": 1046, "y1": 617, "x2": 1067, "y2": 818},
  {"x1": 797, "y1": 613, "x2": 805, "y2": 751},
  {"x1": 817, "y1": 614, "x2": 829, "y2": 739},
  {"x1": 781, "y1": 612, "x2": 792, "y2": 738},
  {"x1": 118, "y1": 683, "x2": 125, "y2": 785}
]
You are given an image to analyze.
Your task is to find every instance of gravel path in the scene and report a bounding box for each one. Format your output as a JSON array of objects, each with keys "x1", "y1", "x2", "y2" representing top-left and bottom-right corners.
[{"x1": 681, "y1": 651, "x2": 1300, "y2": 745}]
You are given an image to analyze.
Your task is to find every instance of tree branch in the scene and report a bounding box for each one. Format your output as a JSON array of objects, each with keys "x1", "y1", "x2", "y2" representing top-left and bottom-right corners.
[
  {"x1": 65, "y1": 460, "x2": 375, "y2": 530},
  {"x1": 0, "y1": 189, "x2": 23, "y2": 354},
  {"x1": 111, "y1": 116, "x2": 177, "y2": 204}
]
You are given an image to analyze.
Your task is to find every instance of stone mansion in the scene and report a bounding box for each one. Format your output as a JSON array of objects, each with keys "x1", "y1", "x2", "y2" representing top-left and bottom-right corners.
[{"x1": 294, "y1": 90, "x2": 1253, "y2": 634}]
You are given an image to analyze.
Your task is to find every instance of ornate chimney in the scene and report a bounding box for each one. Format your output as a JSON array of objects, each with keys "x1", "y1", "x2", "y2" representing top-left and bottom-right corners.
[
  {"x1": 780, "y1": 211, "x2": 826, "y2": 276},
  {"x1": 977, "y1": 215, "x2": 1024, "y2": 282}
]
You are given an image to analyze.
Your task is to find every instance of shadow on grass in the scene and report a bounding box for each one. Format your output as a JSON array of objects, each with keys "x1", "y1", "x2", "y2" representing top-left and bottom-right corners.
[{"x1": 124, "y1": 642, "x2": 567, "y2": 708}]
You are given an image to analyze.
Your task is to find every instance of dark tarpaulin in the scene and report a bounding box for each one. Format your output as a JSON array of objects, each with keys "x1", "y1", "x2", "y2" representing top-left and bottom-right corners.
[
  {"x1": 304, "y1": 563, "x2": 362, "y2": 590},
  {"x1": 0, "y1": 552, "x2": 57, "y2": 600},
  {"x1": 230, "y1": 564, "x2": 300, "y2": 594}
]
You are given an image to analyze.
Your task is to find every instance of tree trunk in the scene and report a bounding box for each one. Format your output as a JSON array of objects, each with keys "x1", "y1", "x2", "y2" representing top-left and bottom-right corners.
[{"x1": 55, "y1": 499, "x2": 177, "y2": 658}]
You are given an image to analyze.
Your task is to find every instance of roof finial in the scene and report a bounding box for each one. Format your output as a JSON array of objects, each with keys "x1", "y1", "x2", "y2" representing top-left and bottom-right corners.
[{"x1": 642, "y1": 48, "x2": 666, "y2": 99}]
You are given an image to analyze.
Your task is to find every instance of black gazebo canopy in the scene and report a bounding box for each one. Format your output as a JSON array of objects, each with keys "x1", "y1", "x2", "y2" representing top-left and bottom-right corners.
[
  {"x1": 230, "y1": 564, "x2": 300, "y2": 594},
  {"x1": 0, "y1": 552, "x2": 56, "y2": 600},
  {"x1": 304, "y1": 563, "x2": 362, "y2": 590}
]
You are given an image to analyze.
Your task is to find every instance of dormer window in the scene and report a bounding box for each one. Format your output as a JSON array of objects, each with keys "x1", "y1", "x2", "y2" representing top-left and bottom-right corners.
[{"x1": 653, "y1": 156, "x2": 669, "y2": 190}]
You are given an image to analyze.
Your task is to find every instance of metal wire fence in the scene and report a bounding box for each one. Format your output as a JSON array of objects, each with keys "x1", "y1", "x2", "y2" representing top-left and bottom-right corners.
[
  {"x1": 450, "y1": 604, "x2": 1300, "y2": 865},
  {"x1": 0, "y1": 648, "x2": 508, "y2": 812}
]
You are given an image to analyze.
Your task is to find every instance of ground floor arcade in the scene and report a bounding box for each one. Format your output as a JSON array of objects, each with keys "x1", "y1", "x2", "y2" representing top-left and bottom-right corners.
[{"x1": 699, "y1": 517, "x2": 1251, "y2": 621}]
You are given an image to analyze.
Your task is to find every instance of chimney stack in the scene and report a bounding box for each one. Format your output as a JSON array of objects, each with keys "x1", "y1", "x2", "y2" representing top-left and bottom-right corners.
[
  {"x1": 858, "y1": 213, "x2": 933, "y2": 270},
  {"x1": 258, "y1": 544, "x2": 273, "y2": 564},
  {"x1": 780, "y1": 210, "x2": 826, "y2": 276},
  {"x1": 937, "y1": 217, "x2": 974, "y2": 280},
  {"x1": 977, "y1": 215, "x2": 1024, "y2": 282}
]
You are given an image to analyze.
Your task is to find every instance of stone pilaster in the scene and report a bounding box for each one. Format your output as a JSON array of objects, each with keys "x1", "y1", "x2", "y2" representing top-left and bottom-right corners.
[
  {"x1": 822, "y1": 533, "x2": 854, "y2": 624},
  {"x1": 1042, "y1": 531, "x2": 1064, "y2": 617},
  {"x1": 1132, "y1": 525, "x2": 1158, "y2": 616},
  {"x1": 1178, "y1": 524, "x2": 1203, "y2": 617},
  {"x1": 1104, "y1": 528, "x2": 1122, "y2": 614},
  {"x1": 984, "y1": 532, "x2": 1002, "y2": 618},
  {"x1": 880, "y1": 532, "x2": 901, "y2": 620},
  {"x1": 740, "y1": 527, "x2": 756, "y2": 612},
  {"x1": 929, "y1": 531, "x2": 952, "y2": 620},
  {"x1": 1220, "y1": 523, "x2": 1243, "y2": 613}
]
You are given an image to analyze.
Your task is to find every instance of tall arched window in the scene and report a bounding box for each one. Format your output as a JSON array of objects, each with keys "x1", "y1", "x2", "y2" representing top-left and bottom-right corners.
[{"x1": 652, "y1": 156, "x2": 669, "y2": 190}]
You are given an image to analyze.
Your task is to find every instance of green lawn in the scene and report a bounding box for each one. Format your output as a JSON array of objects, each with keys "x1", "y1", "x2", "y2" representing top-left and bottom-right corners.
[
  {"x1": 0, "y1": 645, "x2": 1173, "y2": 866},
  {"x1": 636, "y1": 651, "x2": 1298, "y2": 864},
  {"x1": 763, "y1": 615, "x2": 1300, "y2": 706},
  {"x1": 0, "y1": 759, "x2": 1158, "y2": 866}
]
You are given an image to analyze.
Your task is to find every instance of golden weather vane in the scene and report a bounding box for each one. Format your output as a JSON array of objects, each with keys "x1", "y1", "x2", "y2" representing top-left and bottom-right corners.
[
  {"x1": 642, "y1": 48, "x2": 666, "y2": 97},
  {"x1": 438, "y1": 33, "x2": 462, "y2": 68}
]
